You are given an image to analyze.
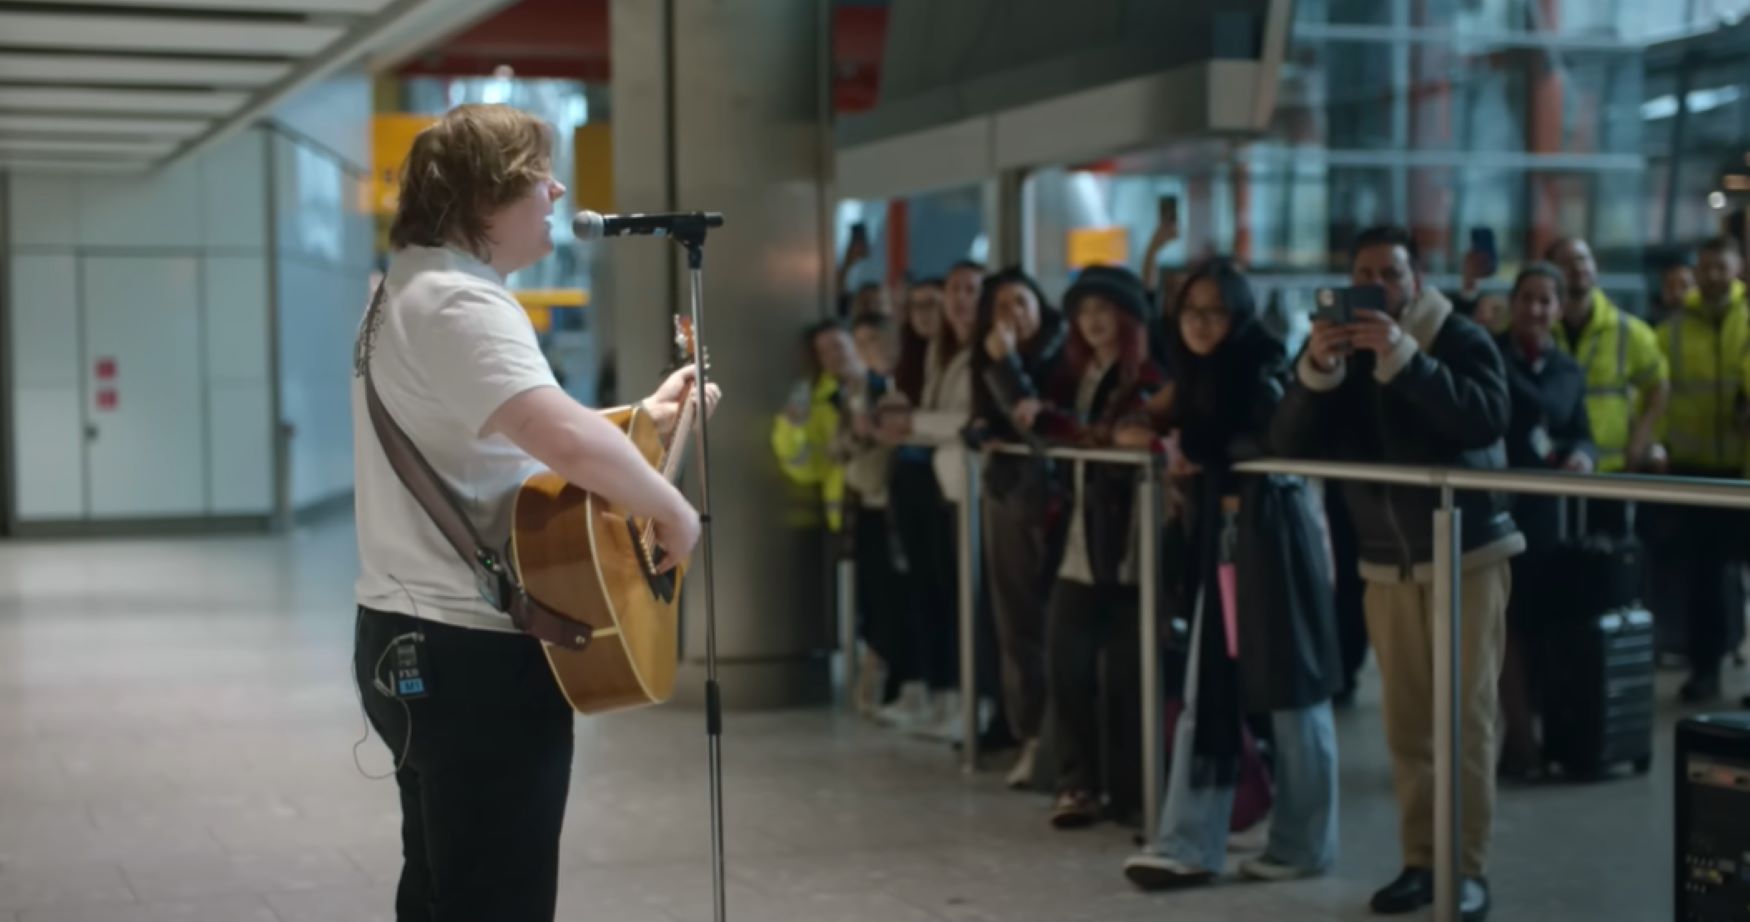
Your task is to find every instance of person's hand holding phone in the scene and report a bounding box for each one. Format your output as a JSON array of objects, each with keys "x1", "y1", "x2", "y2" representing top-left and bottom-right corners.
[
  {"x1": 1346, "y1": 309, "x2": 1406, "y2": 358},
  {"x1": 1306, "y1": 320, "x2": 1352, "y2": 373},
  {"x1": 844, "y1": 224, "x2": 871, "y2": 266}
]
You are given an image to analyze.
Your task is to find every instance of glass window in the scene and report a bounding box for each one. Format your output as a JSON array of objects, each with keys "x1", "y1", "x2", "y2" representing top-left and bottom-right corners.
[{"x1": 1274, "y1": 40, "x2": 1399, "y2": 149}]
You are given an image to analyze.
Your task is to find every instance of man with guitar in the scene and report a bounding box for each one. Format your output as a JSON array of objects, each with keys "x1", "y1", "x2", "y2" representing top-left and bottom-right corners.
[{"x1": 350, "y1": 104, "x2": 719, "y2": 922}]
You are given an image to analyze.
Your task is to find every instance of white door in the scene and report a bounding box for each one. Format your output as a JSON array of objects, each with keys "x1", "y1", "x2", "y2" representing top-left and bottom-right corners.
[{"x1": 80, "y1": 256, "x2": 206, "y2": 518}]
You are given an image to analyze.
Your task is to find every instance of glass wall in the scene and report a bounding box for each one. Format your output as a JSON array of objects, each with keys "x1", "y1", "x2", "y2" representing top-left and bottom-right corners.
[{"x1": 1025, "y1": 0, "x2": 1750, "y2": 323}]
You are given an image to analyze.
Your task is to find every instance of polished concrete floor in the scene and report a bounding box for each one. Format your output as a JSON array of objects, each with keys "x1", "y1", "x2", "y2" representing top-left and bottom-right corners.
[{"x1": 0, "y1": 516, "x2": 1740, "y2": 922}]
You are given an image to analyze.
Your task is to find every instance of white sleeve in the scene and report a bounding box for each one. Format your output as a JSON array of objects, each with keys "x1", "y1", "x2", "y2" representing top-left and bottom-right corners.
[{"x1": 412, "y1": 287, "x2": 559, "y2": 436}]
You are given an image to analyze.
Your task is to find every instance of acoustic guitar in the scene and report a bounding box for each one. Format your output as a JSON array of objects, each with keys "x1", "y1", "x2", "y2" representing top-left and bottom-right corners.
[{"x1": 509, "y1": 318, "x2": 701, "y2": 714}]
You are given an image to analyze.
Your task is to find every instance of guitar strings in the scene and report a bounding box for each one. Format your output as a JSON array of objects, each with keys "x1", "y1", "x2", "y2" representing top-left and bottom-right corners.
[{"x1": 350, "y1": 576, "x2": 421, "y2": 782}]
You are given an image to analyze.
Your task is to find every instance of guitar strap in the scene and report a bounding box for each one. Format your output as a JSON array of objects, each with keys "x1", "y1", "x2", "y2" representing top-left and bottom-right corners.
[{"x1": 358, "y1": 281, "x2": 591, "y2": 651}]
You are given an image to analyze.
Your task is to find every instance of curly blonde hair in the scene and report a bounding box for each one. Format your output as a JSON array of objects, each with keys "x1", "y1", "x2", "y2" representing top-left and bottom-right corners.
[{"x1": 389, "y1": 104, "x2": 554, "y2": 256}]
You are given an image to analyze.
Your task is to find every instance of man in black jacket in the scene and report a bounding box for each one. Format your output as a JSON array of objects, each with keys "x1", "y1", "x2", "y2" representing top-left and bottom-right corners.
[{"x1": 1272, "y1": 226, "x2": 1523, "y2": 922}]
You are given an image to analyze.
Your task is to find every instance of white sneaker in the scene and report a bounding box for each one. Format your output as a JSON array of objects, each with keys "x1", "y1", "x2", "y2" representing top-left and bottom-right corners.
[
  {"x1": 1005, "y1": 737, "x2": 1039, "y2": 789},
  {"x1": 875, "y1": 681, "x2": 930, "y2": 729},
  {"x1": 1227, "y1": 815, "x2": 1270, "y2": 853},
  {"x1": 913, "y1": 690, "x2": 963, "y2": 742},
  {"x1": 1239, "y1": 855, "x2": 1320, "y2": 882},
  {"x1": 1122, "y1": 853, "x2": 1214, "y2": 891}
]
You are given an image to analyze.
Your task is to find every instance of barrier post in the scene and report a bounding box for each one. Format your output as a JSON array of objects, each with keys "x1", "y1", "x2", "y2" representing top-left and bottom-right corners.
[
  {"x1": 1432, "y1": 485, "x2": 1463, "y2": 922},
  {"x1": 1136, "y1": 462, "x2": 1164, "y2": 844},
  {"x1": 958, "y1": 451, "x2": 983, "y2": 773}
]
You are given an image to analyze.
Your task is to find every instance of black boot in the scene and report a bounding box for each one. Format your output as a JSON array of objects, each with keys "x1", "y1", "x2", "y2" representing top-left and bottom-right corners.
[{"x1": 1370, "y1": 867, "x2": 1433, "y2": 914}]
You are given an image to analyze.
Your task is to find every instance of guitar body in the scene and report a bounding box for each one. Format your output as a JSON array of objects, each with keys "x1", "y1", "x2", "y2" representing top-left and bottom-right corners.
[{"x1": 510, "y1": 406, "x2": 685, "y2": 715}]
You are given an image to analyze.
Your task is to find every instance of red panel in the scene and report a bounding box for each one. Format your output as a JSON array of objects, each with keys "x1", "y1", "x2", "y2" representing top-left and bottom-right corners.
[
  {"x1": 1526, "y1": 0, "x2": 1565, "y2": 261},
  {"x1": 833, "y1": 6, "x2": 888, "y2": 115},
  {"x1": 397, "y1": 0, "x2": 609, "y2": 81},
  {"x1": 886, "y1": 199, "x2": 908, "y2": 287},
  {"x1": 96, "y1": 389, "x2": 117, "y2": 412}
]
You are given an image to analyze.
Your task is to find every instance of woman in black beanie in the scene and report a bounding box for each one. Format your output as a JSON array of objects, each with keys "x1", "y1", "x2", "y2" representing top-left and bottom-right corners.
[{"x1": 1029, "y1": 266, "x2": 1166, "y2": 827}]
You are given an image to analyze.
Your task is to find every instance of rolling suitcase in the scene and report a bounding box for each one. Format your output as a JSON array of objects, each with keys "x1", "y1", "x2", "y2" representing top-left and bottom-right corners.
[{"x1": 1540, "y1": 500, "x2": 1655, "y2": 779}]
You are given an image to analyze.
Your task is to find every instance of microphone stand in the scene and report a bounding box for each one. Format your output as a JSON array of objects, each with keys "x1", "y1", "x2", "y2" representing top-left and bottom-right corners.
[{"x1": 672, "y1": 227, "x2": 727, "y2": 922}]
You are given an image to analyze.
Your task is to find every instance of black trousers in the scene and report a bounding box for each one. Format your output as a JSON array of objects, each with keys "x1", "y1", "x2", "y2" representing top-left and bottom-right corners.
[
  {"x1": 890, "y1": 459, "x2": 960, "y2": 690},
  {"x1": 1323, "y1": 487, "x2": 1369, "y2": 692},
  {"x1": 1663, "y1": 505, "x2": 1746, "y2": 678},
  {"x1": 1046, "y1": 580, "x2": 1141, "y2": 811},
  {"x1": 354, "y1": 607, "x2": 574, "y2": 922},
  {"x1": 852, "y1": 502, "x2": 911, "y2": 695}
]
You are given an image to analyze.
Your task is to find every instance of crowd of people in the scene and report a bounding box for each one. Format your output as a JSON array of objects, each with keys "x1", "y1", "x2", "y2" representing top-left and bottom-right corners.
[{"x1": 771, "y1": 220, "x2": 1750, "y2": 922}]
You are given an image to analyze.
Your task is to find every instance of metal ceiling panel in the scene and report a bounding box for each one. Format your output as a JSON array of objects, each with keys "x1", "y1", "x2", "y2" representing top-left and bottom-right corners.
[
  {"x1": 21, "y1": 0, "x2": 393, "y2": 12},
  {"x1": 0, "y1": 137, "x2": 180, "y2": 155},
  {"x1": 0, "y1": 87, "x2": 248, "y2": 115},
  {"x1": 0, "y1": 52, "x2": 290, "y2": 87},
  {"x1": 0, "y1": 114, "x2": 212, "y2": 137},
  {"x1": 0, "y1": 158, "x2": 151, "y2": 174},
  {"x1": 0, "y1": 11, "x2": 345, "y2": 56}
]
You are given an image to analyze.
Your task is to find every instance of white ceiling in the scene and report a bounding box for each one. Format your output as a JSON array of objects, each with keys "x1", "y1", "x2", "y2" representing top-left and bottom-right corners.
[{"x1": 0, "y1": 0, "x2": 514, "y2": 176}]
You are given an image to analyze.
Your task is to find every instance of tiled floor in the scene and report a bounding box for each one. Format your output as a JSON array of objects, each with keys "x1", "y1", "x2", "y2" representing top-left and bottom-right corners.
[{"x1": 0, "y1": 517, "x2": 1740, "y2": 921}]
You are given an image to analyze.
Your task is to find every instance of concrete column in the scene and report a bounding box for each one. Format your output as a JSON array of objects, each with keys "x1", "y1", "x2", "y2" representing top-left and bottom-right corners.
[{"x1": 609, "y1": 0, "x2": 833, "y2": 709}]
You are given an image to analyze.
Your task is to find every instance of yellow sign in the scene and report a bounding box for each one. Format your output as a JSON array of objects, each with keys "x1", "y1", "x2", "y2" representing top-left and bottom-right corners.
[
  {"x1": 1067, "y1": 226, "x2": 1130, "y2": 269},
  {"x1": 573, "y1": 122, "x2": 614, "y2": 213},
  {"x1": 514, "y1": 288, "x2": 589, "y2": 335},
  {"x1": 372, "y1": 114, "x2": 438, "y2": 215}
]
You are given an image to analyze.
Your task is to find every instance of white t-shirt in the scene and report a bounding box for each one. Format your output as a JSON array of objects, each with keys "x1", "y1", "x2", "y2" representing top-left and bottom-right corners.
[{"x1": 352, "y1": 246, "x2": 559, "y2": 631}]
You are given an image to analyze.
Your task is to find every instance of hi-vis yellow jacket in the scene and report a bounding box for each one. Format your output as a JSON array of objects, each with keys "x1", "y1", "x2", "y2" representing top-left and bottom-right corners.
[
  {"x1": 770, "y1": 374, "x2": 845, "y2": 531},
  {"x1": 1657, "y1": 280, "x2": 1750, "y2": 475},
  {"x1": 1552, "y1": 290, "x2": 1668, "y2": 473}
]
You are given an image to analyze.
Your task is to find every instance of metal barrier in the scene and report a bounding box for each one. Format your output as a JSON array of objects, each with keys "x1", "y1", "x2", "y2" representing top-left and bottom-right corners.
[
  {"x1": 1233, "y1": 459, "x2": 1750, "y2": 922},
  {"x1": 959, "y1": 443, "x2": 1164, "y2": 832},
  {"x1": 845, "y1": 441, "x2": 1750, "y2": 922}
]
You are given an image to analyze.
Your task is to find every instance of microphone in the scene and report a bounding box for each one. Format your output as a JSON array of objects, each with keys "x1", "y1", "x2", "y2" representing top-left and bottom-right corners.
[{"x1": 572, "y1": 210, "x2": 724, "y2": 241}]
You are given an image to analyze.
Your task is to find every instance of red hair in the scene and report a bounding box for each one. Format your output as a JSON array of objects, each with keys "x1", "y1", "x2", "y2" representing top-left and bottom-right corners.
[{"x1": 1065, "y1": 308, "x2": 1148, "y2": 383}]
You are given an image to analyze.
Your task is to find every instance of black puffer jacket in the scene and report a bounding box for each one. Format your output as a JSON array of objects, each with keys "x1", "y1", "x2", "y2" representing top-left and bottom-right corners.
[{"x1": 1271, "y1": 288, "x2": 1524, "y2": 580}]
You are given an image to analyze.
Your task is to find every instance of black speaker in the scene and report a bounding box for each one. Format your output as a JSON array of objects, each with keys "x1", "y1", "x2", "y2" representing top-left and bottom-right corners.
[{"x1": 1675, "y1": 713, "x2": 1750, "y2": 921}]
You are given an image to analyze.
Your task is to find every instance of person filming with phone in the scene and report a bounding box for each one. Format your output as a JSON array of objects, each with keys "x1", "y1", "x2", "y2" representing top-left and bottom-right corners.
[{"x1": 1272, "y1": 225, "x2": 1522, "y2": 922}]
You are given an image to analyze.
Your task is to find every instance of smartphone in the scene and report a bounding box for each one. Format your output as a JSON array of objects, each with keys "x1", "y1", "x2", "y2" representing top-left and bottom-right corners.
[
  {"x1": 849, "y1": 222, "x2": 869, "y2": 247},
  {"x1": 1158, "y1": 195, "x2": 1179, "y2": 227},
  {"x1": 1314, "y1": 285, "x2": 1387, "y2": 325},
  {"x1": 1470, "y1": 226, "x2": 1498, "y2": 276}
]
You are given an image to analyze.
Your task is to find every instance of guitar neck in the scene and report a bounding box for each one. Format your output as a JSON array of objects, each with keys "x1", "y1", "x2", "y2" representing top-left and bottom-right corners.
[{"x1": 658, "y1": 392, "x2": 699, "y2": 484}]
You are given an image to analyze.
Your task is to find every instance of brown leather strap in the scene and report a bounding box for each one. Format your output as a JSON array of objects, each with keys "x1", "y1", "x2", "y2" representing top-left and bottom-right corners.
[{"x1": 359, "y1": 282, "x2": 590, "y2": 651}]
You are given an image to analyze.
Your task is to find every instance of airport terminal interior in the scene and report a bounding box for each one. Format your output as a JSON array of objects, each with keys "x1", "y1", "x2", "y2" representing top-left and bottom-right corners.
[{"x1": 4, "y1": 1, "x2": 1750, "y2": 921}]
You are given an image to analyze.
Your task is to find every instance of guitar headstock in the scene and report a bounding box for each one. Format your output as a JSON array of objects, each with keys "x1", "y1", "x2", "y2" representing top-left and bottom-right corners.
[{"x1": 672, "y1": 316, "x2": 697, "y2": 364}]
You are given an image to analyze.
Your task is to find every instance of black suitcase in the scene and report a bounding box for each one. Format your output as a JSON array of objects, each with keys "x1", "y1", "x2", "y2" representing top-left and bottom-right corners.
[
  {"x1": 1539, "y1": 500, "x2": 1656, "y2": 779},
  {"x1": 1541, "y1": 605, "x2": 1656, "y2": 778}
]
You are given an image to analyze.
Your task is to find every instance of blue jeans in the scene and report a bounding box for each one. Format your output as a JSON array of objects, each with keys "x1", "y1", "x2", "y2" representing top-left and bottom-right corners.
[{"x1": 1152, "y1": 702, "x2": 1340, "y2": 873}]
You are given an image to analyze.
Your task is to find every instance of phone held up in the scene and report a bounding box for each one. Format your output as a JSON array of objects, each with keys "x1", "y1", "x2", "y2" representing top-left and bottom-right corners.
[
  {"x1": 1470, "y1": 226, "x2": 1498, "y2": 276},
  {"x1": 1313, "y1": 284, "x2": 1386, "y2": 326}
]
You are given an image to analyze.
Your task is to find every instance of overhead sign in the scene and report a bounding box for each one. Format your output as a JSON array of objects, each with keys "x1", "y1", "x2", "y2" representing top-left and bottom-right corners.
[
  {"x1": 372, "y1": 114, "x2": 439, "y2": 215},
  {"x1": 1067, "y1": 226, "x2": 1130, "y2": 269}
]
